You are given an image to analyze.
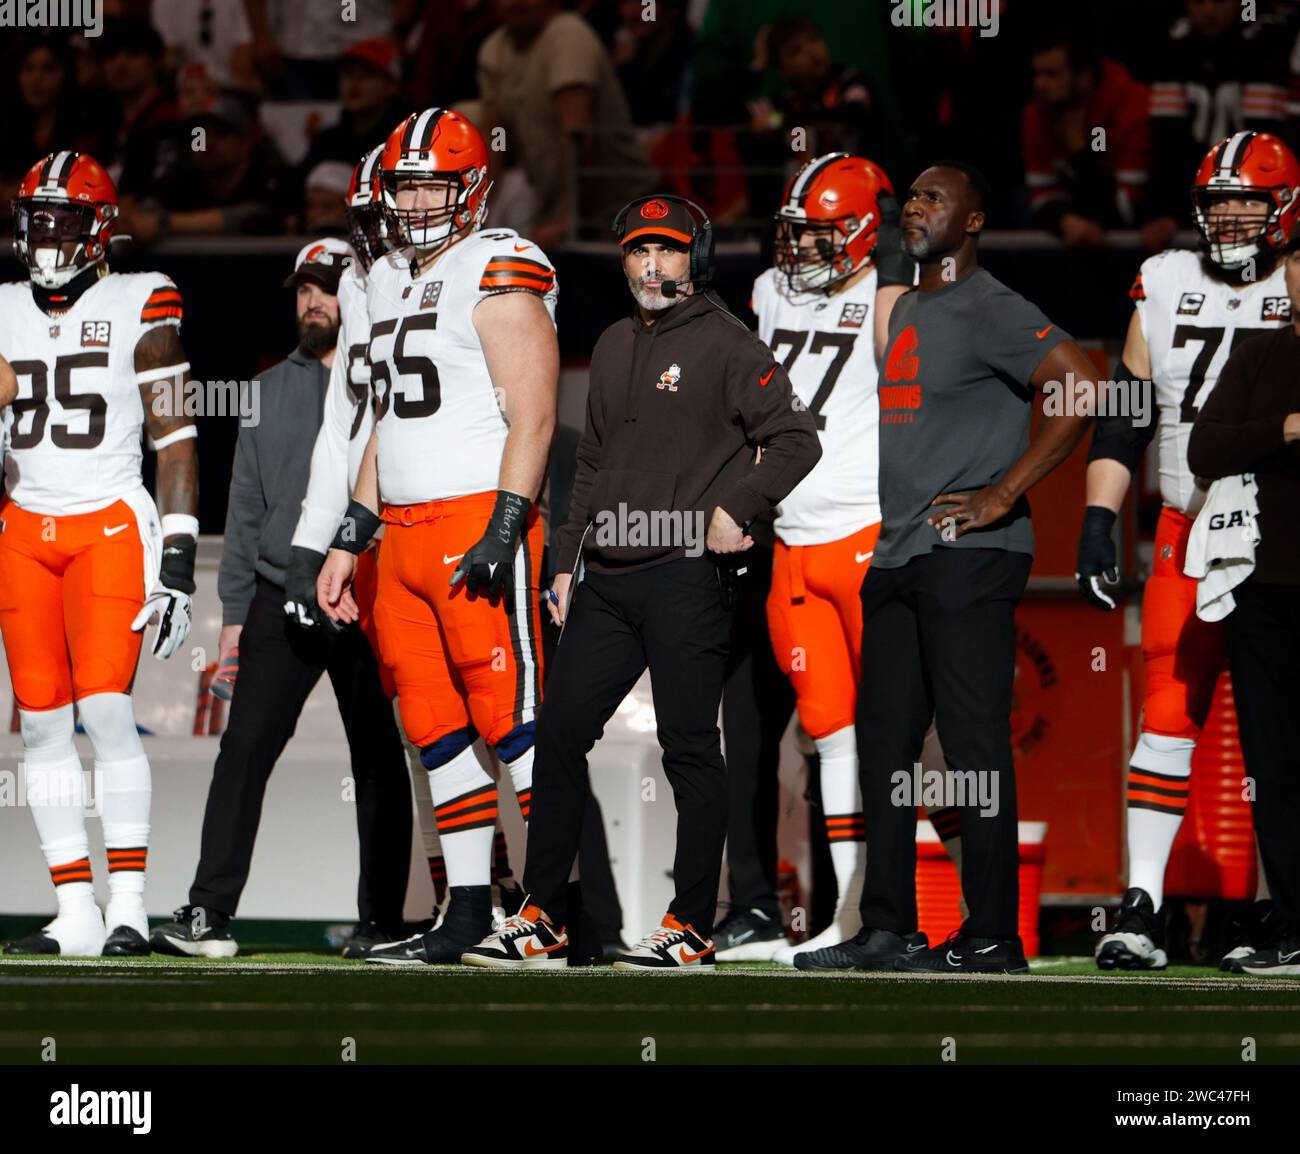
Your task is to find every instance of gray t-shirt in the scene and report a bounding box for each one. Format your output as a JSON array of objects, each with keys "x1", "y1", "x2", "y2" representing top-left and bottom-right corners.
[{"x1": 874, "y1": 268, "x2": 1070, "y2": 568}]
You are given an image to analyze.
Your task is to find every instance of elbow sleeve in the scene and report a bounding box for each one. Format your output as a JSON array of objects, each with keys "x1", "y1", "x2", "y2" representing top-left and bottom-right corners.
[{"x1": 1086, "y1": 358, "x2": 1156, "y2": 474}]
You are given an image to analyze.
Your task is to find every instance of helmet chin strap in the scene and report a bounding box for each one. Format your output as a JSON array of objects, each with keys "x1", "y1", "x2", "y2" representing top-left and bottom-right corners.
[{"x1": 31, "y1": 260, "x2": 104, "y2": 314}]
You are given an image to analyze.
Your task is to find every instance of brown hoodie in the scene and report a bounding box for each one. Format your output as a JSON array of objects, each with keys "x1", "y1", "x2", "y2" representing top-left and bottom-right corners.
[{"x1": 553, "y1": 291, "x2": 822, "y2": 575}]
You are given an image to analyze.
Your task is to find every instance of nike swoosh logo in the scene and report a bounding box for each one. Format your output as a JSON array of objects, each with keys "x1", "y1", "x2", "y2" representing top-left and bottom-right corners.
[
  {"x1": 973, "y1": 944, "x2": 999, "y2": 954},
  {"x1": 103, "y1": 524, "x2": 129, "y2": 536},
  {"x1": 679, "y1": 946, "x2": 712, "y2": 963},
  {"x1": 443, "y1": 553, "x2": 465, "y2": 565},
  {"x1": 855, "y1": 551, "x2": 873, "y2": 563},
  {"x1": 1280, "y1": 950, "x2": 1300, "y2": 963},
  {"x1": 945, "y1": 950, "x2": 963, "y2": 967},
  {"x1": 731, "y1": 929, "x2": 755, "y2": 945},
  {"x1": 1036, "y1": 325, "x2": 1054, "y2": 339},
  {"x1": 906, "y1": 942, "x2": 926, "y2": 953},
  {"x1": 523, "y1": 939, "x2": 564, "y2": 956},
  {"x1": 514, "y1": 243, "x2": 530, "y2": 252},
  {"x1": 759, "y1": 367, "x2": 776, "y2": 387}
]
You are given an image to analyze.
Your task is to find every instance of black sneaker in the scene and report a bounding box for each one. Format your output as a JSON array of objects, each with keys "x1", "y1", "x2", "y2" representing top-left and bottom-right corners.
[
  {"x1": 1239, "y1": 933, "x2": 1300, "y2": 977},
  {"x1": 1222, "y1": 900, "x2": 1281, "y2": 973},
  {"x1": 495, "y1": 882, "x2": 528, "y2": 920},
  {"x1": 895, "y1": 929, "x2": 1029, "y2": 974},
  {"x1": 1096, "y1": 887, "x2": 1167, "y2": 971},
  {"x1": 103, "y1": 925, "x2": 150, "y2": 957},
  {"x1": 793, "y1": 927, "x2": 928, "y2": 972},
  {"x1": 367, "y1": 886, "x2": 493, "y2": 966},
  {"x1": 341, "y1": 920, "x2": 402, "y2": 960},
  {"x1": 150, "y1": 906, "x2": 238, "y2": 959},
  {"x1": 712, "y1": 905, "x2": 786, "y2": 961}
]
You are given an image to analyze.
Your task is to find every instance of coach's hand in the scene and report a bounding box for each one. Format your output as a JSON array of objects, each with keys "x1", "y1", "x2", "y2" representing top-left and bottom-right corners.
[
  {"x1": 318, "y1": 548, "x2": 360, "y2": 626},
  {"x1": 707, "y1": 506, "x2": 754, "y2": 554},
  {"x1": 1075, "y1": 505, "x2": 1121, "y2": 611},
  {"x1": 547, "y1": 573, "x2": 572, "y2": 626},
  {"x1": 284, "y1": 546, "x2": 340, "y2": 632},
  {"x1": 927, "y1": 485, "x2": 1014, "y2": 540},
  {"x1": 450, "y1": 490, "x2": 531, "y2": 609}
]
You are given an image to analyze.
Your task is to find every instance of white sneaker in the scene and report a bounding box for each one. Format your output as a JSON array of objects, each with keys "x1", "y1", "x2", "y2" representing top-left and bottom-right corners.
[
  {"x1": 612, "y1": 913, "x2": 716, "y2": 973},
  {"x1": 4, "y1": 904, "x2": 107, "y2": 957}
]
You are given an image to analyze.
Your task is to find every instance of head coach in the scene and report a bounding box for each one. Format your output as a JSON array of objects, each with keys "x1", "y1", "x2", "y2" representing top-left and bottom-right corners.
[
  {"x1": 462, "y1": 195, "x2": 822, "y2": 972},
  {"x1": 820, "y1": 162, "x2": 1096, "y2": 975}
]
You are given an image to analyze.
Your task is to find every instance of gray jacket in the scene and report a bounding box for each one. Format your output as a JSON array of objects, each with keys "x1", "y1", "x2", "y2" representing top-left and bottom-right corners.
[{"x1": 219, "y1": 347, "x2": 329, "y2": 626}]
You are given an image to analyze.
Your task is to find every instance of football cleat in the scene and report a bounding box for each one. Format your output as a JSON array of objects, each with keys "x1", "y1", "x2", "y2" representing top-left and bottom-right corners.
[
  {"x1": 1239, "y1": 935, "x2": 1300, "y2": 977},
  {"x1": 367, "y1": 885, "x2": 492, "y2": 966},
  {"x1": 793, "y1": 926, "x2": 927, "y2": 972},
  {"x1": 612, "y1": 912, "x2": 716, "y2": 973},
  {"x1": 1221, "y1": 900, "x2": 1281, "y2": 973},
  {"x1": 149, "y1": 906, "x2": 238, "y2": 959},
  {"x1": 4, "y1": 906, "x2": 106, "y2": 957},
  {"x1": 894, "y1": 930, "x2": 1029, "y2": 975},
  {"x1": 461, "y1": 904, "x2": 570, "y2": 970},
  {"x1": 712, "y1": 905, "x2": 787, "y2": 962},
  {"x1": 102, "y1": 925, "x2": 150, "y2": 957},
  {"x1": 1096, "y1": 887, "x2": 1167, "y2": 971}
]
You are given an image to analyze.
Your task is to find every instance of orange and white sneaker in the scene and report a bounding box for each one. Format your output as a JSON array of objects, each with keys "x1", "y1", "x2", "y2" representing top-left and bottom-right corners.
[
  {"x1": 613, "y1": 913, "x2": 716, "y2": 973},
  {"x1": 460, "y1": 904, "x2": 569, "y2": 970}
]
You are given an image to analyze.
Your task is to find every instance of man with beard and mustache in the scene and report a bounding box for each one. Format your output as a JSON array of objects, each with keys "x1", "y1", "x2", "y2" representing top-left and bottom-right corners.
[
  {"x1": 461, "y1": 196, "x2": 821, "y2": 972},
  {"x1": 152, "y1": 238, "x2": 413, "y2": 959}
]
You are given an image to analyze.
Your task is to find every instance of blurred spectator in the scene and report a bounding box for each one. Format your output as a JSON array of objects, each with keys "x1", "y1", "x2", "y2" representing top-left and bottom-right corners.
[
  {"x1": 122, "y1": 92, "x2": 295, "y2": 239},
  {"x1": 1142, "y1": 0, "x2": 1290, "y2": 251},
  {"x1": 303, "y1": 159, "x2": 352, "y2": 234},
  {"x1": 1022, "y1": 32, "x2": 1150, "y2": 247},
  {"x1": 297, "y1": 39, "x2": 404, "y2": 179},
  {"x1": 477, "y1": 0, "x2": 653, "y2": 245},
  {"x1": 0, "y1": 35, "x2": 101, "y2": 212},
  {"x1": 610, "y1": 0, "x2": 694, "y2": 125},
  {"x1": 152, "y1": 0, "x2": 258, "y2": 93},
  {"x1": 406, "y1": 0, "x2": 498, "y2": 109},
  {"x1": 241, "y1": 0, "x2": 402, "y2": 100},
  {"x1": 94, "y1": 18, "x2": 183, "y2": 197}
]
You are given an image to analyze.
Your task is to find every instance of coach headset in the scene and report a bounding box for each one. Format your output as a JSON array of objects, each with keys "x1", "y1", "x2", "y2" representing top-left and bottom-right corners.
[{"x1": 611, "y1": 194, "x2": 715, "y2": 297}]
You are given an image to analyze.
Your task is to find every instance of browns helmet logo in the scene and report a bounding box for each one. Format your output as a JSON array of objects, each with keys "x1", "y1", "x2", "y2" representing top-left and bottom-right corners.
[{"x1": 640, "y1": 199, "x2": 670, "y2": 220}]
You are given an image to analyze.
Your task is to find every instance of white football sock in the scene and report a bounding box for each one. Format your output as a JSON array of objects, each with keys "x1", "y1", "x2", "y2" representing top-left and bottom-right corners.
[
  {"x1": 428, "y1": 743, "x2": 497, "y2": 888},
  {"x1": 1126, "y1": 732, "x2": 1195, "y2": 911}
]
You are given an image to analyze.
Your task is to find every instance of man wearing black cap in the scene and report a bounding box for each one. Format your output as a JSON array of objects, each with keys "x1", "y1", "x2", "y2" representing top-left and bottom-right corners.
[
  {"x1": 151, "y1": 239, "x2": 412, "y2": 959},
  {"x1": 462, "y1": 196, "x2": 822, "y2": 972}
]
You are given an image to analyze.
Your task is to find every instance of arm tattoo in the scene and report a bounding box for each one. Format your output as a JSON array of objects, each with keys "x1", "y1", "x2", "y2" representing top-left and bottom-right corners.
[{"x1": 135, "y1": 325, "x2": 198, "y2": 523}]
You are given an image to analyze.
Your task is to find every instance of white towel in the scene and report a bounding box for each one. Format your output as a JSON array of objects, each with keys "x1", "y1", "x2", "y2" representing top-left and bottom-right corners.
[{"x1": 1183, "y1": 474, "x2": 1260, "y2": 622}]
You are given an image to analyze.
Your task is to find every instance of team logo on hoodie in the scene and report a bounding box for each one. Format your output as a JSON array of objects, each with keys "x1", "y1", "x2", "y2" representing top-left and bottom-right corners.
[{"x1": 656, "y1": 362, "x2": 683, "y2": 392}]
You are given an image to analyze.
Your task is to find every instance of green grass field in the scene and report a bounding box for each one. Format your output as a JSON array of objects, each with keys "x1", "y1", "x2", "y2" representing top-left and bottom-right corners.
[{"x1": 3, "y1": 953, "x2": 1299, "y2": 1065}]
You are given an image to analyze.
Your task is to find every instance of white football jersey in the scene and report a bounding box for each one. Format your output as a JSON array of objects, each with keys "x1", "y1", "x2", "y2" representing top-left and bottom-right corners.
[
  {"x1": 0, "y1": 272, "x2": 187, "y2": 517},
  {"x1": 366, "y1": 229, "x2": 558, "y2": 506},
  {"x1": 751, "y1": 266, "x2": 880, "y2": 545},
  {"x1": 293, "y1": 259, "x2": 375, "y2": 552},
  {"x1": 1135, "y1": 248, "x2": 1291, "y2": 516}
]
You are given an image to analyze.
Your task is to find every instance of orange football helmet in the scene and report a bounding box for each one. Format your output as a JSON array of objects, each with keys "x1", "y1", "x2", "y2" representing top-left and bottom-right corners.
[
  {"x1": 378, "y1": 108, "x2": 491, "y2": 249},
  {"x1": 1192, "y1": 131, "x2": 1300, "y2": 270},
  {"x1": 347, "y1": 145, "x2": 388, "y2": 269},
  {"x1": 774, "y1": 152, "x2": 893, "y2": 293},
  {"x1": 12, "y1": 151, "x2": 119, "y2": 289}
]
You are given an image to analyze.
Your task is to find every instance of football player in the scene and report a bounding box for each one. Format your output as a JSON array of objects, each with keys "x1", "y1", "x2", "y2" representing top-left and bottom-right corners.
[
  {"x1": 0, "y1": 152, "x2": 198, "y2": 957},
  {"x1": 1079, "y1": 131, "x2": 1300, "y2": 971},
  {"x1": 749, "y1": 153, "x2": 965, "y2": 967},
  {"x1": 318, "y1": 109, "x2": 558, "y2": 965}
]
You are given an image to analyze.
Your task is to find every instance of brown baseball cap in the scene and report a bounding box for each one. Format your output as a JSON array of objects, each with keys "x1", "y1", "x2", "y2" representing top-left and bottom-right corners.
[{"x1": 618, "y1": 196, "x2": 696, "y2": 248}]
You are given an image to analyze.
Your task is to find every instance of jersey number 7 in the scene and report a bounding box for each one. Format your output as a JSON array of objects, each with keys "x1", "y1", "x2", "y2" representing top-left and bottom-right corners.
[{"x1": 768, "y1": 329, "x2": 856, "y2": 430}]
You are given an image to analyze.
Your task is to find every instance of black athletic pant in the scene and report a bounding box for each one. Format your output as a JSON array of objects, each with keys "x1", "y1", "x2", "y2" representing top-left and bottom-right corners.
[
  {"x1": 525, "y1": 556, "x2": 734, "y2": 934},
  {"x1": 1224, "y1": 579, "x2": 1300, "y2": 931},
  {"x1": 857, "y1": 547, "x2": 1031, "y2": 940},
  {"x1": 721, "y1": 544, "x2": 795, "y2": 921},
  {"x1": 190, "y1": 577, "x2": 412, "y2": 926}
]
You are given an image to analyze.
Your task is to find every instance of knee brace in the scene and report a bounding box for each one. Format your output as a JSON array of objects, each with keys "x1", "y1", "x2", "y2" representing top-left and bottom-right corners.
[
  {"x1": 420, "y1": 727, "x2": 477, "y2": 772},
  {"x1": 493, "y1": 720, "x2": 536, "y2": 764},
  {"x1": 75, "y1": 693, "x2": 145, "y2": 763}
]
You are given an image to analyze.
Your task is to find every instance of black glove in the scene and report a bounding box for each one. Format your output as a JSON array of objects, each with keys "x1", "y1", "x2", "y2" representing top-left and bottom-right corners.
[
  {"x1": 1076, "y1": 505, "x2": 1120, "y2": 611},
  {"x1": 283, "y1": 546, "x2": 338, "y2": 632},
  {"x1": 874, "y1": 192, "x2": 917, "y2": 288},
  {"x1": 450, "y1": 490, "x2": 531, "y2": 608}
]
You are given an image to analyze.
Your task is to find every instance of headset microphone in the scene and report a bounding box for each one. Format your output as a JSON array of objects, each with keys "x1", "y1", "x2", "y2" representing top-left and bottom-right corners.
[{"x1": 659, "y1": 279, "x2": 679, "y2": 298}]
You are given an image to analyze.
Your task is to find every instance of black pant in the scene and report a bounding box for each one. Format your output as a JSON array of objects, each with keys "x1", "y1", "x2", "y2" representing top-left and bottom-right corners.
[
  {"x1": 857, "y1": 547, "x2": 1031, "y2": 939},
  {"x1": 721, "y1": 544, "x2": 795, "y2": 920},
  {"x1": 190, "y1": 577, "x2": 412, "y2": 925},
  {"x1": 525, "y1": 556, "x2": 734, "y2": 933},
  {"x1": 1224, "y1": 579, "x2": 1300, "y2": 930}
]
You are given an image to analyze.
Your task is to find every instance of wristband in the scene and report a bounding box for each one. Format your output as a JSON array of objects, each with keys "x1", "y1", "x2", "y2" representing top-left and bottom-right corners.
[
  {"x1": 161, "y1": 513, "x2": 200, "y2": 539},
  {"x1": 488, "y1": 489, "x2": 532, "y2": 548},
  {"x1": 331, "y1": 500, "x2": 382, "y2": 554},
  {"x1": 160, "y1": 534, "x2": 197, "y2": 595}
]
